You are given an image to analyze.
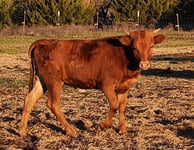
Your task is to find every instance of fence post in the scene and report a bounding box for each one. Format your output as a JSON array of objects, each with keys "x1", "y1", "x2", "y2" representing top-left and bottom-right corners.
[
  {"x1": 22, "y1": 11, "x2": 26, "y2": 35},
  {"x1": 176, "y1": 13, "x2": 180, "y2": 34},
  {"x1": 137, "y1": 10, "x2": 140, "y2": 26}
]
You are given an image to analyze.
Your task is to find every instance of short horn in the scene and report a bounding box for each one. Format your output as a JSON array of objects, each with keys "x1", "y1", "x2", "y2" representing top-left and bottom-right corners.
[
  {"x1": 124, "y1": 31, "x2": 130, "y2": 35},
  {"x1": 154, "y1": 28, "x2": 160, "y2": 33}
]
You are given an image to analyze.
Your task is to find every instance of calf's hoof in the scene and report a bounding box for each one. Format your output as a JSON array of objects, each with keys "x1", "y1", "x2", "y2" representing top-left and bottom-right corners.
[
  {"x1": 19, "y1": 129, "x2": 27, "y2": 137},
  {"x1": 119, "y1": 126, "x2": 127, "y2": 135},
  {"x1": 99, "y1": 122, "x2": 111, "y2": 130},
  {"x1": 66, "y1": 126, "x2": 77, "y2": 137}
]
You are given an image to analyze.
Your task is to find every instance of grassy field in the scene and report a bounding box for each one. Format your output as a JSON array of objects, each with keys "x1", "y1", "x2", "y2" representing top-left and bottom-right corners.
[
  {"x1": 0, "y1": 30, "x2": 194, "y2": 54},
  {"x1": 0, "y1": 30, "x2": 194, "y2": 149}
]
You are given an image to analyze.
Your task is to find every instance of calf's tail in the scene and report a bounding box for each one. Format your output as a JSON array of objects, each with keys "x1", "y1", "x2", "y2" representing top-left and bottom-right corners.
[
  {"x1": 28, "y1": 46, "x2": 47, "y2": 93},
  {"x1": 28, "y1": 46, "x2": 37, "y2": 92}
]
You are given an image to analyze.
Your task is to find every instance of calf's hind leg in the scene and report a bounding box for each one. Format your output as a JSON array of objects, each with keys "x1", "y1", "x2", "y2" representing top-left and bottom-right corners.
[
  {"x1": 46, "y1": 82, "x2": 77, "y2": 137},
  {"x1": 19, "y1": 76, "x2": 44, "y2": 137}
]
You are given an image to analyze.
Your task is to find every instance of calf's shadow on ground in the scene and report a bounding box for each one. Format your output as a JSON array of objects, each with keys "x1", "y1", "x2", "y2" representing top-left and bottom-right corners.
[
  {"x1": 142, "y1": 68, "x2": 194, "y2": 79},
  {"x1": 143, "y1": 54, "x2": 194, "y2": 79},
  {"x1": 158, "y1": 116, "x2": 194, "y2": 139}
]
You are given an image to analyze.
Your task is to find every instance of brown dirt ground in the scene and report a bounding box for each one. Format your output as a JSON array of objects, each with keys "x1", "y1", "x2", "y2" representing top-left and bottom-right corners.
[{"x1": 0, "y1": 47, "x2": 194, "y2": 150}]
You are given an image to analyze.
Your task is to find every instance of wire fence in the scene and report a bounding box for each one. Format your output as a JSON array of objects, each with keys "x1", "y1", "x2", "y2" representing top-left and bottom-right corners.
[
  {"x1": 158, "y1": 15, "x2": 194, "y2": 31},
  {"x1": 0, "y1": 16, "x2": 194, "y2": 36}
]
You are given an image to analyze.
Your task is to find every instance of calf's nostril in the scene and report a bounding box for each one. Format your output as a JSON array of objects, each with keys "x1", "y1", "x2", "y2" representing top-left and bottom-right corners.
[{"x1": 139, "y1": 61, "x2": 150, "y2": 70}]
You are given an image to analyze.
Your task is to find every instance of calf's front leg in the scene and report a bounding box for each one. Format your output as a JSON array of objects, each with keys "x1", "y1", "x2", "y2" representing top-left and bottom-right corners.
[
  {"x1": 100, "y1": 84, "x2": 119, "y2": 130},
  {"x1": 117, "y1": 91, "x2": 128, "y2": 134}
]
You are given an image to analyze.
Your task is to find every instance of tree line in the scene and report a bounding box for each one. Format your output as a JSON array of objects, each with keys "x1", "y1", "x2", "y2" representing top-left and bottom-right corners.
[{"x1": 0, "y1": 0, "x2": 193, "y2": 30}]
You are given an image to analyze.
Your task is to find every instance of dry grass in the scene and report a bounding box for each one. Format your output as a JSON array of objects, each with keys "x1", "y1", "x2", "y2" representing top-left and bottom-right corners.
[{"x1": 0, "y1": 44, "x2": 194, "y2": 149}]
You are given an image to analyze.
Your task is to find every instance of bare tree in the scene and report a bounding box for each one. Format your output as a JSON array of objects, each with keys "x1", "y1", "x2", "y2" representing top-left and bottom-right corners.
[{"x1": 93, "y1": 0, "x2": 113, "y2": 29}]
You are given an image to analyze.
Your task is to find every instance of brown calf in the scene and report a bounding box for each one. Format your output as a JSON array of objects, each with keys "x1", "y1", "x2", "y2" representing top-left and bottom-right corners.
[{"x1": 19, "y1": 29, "x2": 165, "y2": 137}]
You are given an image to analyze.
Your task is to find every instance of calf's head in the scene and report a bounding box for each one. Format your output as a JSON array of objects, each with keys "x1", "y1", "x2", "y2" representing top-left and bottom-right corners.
[{"x1": 120, "y1": 29, "x2": 165, "y2": 70}]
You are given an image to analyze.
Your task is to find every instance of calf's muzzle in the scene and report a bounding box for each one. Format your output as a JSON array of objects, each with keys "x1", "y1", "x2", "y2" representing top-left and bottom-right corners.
[{"x1": 139, "y1": 61, "x2": 150, "y2": 70}]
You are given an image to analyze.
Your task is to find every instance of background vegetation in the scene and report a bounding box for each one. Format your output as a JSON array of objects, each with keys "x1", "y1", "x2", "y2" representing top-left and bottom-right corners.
[{"x1": 0, "y1": 0, "x2": 194, "y2": 30}]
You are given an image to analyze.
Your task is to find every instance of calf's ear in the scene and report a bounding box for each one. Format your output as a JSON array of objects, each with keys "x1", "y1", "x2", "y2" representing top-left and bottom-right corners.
[
  {"x1": 154, "y1": 34, "x2": 165, "y2": 44},
  {"x1": 119, "y1": 36, "x2": 133, "y2": 46}
]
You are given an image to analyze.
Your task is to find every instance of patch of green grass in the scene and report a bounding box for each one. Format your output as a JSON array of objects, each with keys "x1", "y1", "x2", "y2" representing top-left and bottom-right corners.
[
  {"x1": 0, "y1": 36, "x2": 40, "y2": 54},
  {"x1": 156, "y1": 30, "x2": 194, "y2": 48},
  {"x1": 0, "y1": 77, "x2": 27, "y2": 88},
  {"x1": 0, "y1": 30, "x2": 194, "y2": 54}
]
